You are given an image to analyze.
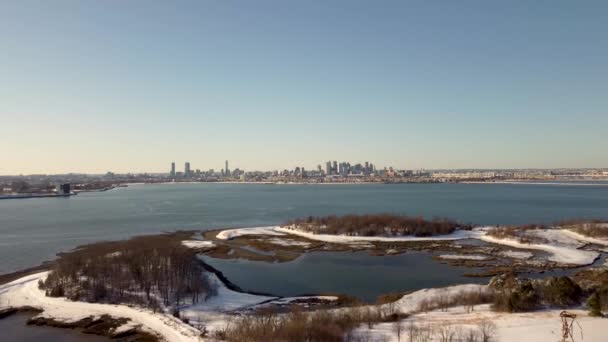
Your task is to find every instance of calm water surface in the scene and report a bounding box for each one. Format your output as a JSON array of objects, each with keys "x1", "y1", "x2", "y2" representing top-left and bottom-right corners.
[
  {"x1": 0, "y1": 313, "x2": 109, "y2": 342},
  {"x1": 1, "y1": 182, "x2": 608, "y2": 274},
  {"x1": 201, "y1": 251, "x2": 489, "y2": 302}
]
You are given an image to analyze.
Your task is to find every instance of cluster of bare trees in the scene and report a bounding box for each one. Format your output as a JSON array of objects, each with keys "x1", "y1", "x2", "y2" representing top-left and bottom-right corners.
[
  {"x1": 216, "y1": 304, "x2": 498, "y2": 342},
  {"x1": 216, "y1": 307, "x2": 366, "y2": 342},
  {"x1": 416, "y1": 288, "x2": 495, "y2": 314},
  {"x1": 41, "y1": 233, "x2": 216, "y2": 310},
  {"x1": 386, "y1": 320, "x2": 497, "y2": 342},
  {"x1": 287, "y1": 214, "x2": 469, "y2": 237},
  {"x1": 566, "y1": 221, "x2": 608, "y2": 238}
]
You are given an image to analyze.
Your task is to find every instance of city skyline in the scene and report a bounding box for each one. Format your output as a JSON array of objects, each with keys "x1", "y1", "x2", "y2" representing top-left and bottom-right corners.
[{"x1": 2, "y1": 1, "x2": 608, "y2": 175}]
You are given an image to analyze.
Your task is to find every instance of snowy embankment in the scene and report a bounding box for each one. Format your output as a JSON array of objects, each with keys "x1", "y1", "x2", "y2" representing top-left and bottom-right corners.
[
  {"x1": 274, "y1": 226, "x2": 474, "y2": 243},
  {"x1": 351, "y1": 283, "x2": 607, "y2": 342},
  {"x1": 560, "y1": 229, "x2": 608, "y2": 246},
  {"x1": 353, "y1": 305, "x2": 606, "y2": 342},
  {"x1": 472, "y1": 228, "x2": 599, "y2": 266},
  {"x1": 215, "y1": 226, "x2": 286, "y2": 240},
  {"x1": 0, "y1": 270, "x2": 338, "y2": 341},
  {"x1": 0, "y1": 272, "x2": 202, "y2": 342}
]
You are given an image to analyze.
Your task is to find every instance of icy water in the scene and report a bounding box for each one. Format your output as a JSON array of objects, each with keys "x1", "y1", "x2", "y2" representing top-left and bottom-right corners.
[
  {"x1": 0, "y1": 312, "x2": 109, "y2": 341},
  {"x1": 201, "y1": 251, "x2": 489, "y2": 302},
  {"x1": 1, "y1": 182, "x2": 608, "y2": 274}
]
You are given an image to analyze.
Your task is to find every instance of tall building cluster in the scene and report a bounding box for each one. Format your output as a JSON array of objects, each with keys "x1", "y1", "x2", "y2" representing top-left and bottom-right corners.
[
  {"x1": 324, "y1": 160, "x2": 374, "y2": 176},
  {"x1": 168, "y1": 161, "x2": 242, "y2": 180}
]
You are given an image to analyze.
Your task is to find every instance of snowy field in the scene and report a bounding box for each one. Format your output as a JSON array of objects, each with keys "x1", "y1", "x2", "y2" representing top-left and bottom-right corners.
[
  {"x1": 351, "y1": 284, "x2": 607, "y2": 342},
  {"x1": 2, "y1": 271, "x2": 608, "y2": 341},
  {"x1": 353, "y1": 306, "x2": 606, "y2": 342}
]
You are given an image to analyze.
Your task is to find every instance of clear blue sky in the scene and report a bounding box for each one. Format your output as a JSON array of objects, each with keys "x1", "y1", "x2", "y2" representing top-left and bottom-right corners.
[{"x1": 1, "y1": 1, "x2": 607, "y2": 174}]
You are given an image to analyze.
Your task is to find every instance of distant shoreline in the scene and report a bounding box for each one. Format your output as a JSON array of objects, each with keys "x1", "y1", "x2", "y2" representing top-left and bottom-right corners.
[
  {"x1": 461, "y1": 181, "x2": 608, "y2": 186},
  {"x1": 129, "y1": 180, "x2": 608, "y2": 186}
]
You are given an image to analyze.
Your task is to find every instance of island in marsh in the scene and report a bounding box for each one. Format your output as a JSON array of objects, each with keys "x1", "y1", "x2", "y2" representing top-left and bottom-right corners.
[
  {"x1": 1, "y1": 215, "x2": 608, "y2": 341},
  {"x1": 202, "y1": 214, "x2": 608, "y2": 277}
]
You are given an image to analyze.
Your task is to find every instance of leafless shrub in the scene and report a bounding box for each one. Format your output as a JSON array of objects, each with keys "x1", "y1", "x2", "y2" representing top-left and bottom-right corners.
[
  {"x1": 477, "y1": 320, "x2": 497, "y2": 342},
  {"x1": 221, "y1": 305, "x2": 370, "y2": 342},
  {"x1": 486, "y1": 224, "x2": 548, "y2": 244},
  {"x1": 392, "y1": 319, "x2": 404, "y2": 342},
  {"x1": 416, "y1": 288, "x2": 495, "y2": 313},
  {"x1": 565, "y1": 221, "x2": 608, "y2": 238},
  {"x1": 436, "y1": 324, "x2": 458, "y2": 342},
  {"x1": 460, "y1": 328, "x2": 481, "y2": 342},
  {"x1": 416, "y1": 324, "x2": 434, "y2": 342}
]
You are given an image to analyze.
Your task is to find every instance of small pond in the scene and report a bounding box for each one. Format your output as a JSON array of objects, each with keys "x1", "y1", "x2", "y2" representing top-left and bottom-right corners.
[{"x1": 201, "y1": 250, "x2": 490, "y2": 302}]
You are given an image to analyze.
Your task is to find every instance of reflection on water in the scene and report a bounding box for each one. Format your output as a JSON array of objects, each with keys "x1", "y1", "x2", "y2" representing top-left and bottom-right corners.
[
  {"x1": 201, "y1": 251, "x2": 489, "y2": 302},
  {"x1": 0, "y1": 312, "x2": 109, "y2": 342}
]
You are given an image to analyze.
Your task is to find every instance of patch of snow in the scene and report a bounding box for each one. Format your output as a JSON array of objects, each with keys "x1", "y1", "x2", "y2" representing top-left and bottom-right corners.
[
  {"x1": 181, "y1": 240, "x2": 215, "y2": 249},
  {"x1": 392, "y1": 284, "x2": 487, "y2": 313},
  {"x1": 216, "y1": 226, "x2": 285, "y2": 240},
  {"x1": 263, "y1": 238, "x2": 311, "y2": 247},
  {"x1": 500, "y1": 250, "x2": 534, "y2": 260},
  {"x1": 472, "y1": 228, "x2": 598, "y2": 266},
  {"x1": 183, "y1": 274, "x2": 276, "y2": 313},
  {"x1": 438, "y1": 254, "x2": 489, "y2": 261},
  {"x1": 112, "y1": 321, "x2": 140, "y2": 334},
  {"x1": 561, "y1": 229, "x2": 608, "y2": 246}
]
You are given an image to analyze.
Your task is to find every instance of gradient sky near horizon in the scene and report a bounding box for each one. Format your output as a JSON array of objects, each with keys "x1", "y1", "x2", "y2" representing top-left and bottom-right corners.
[{"x1": 1, "y1": 1, "x2": 607, "y2": 175}]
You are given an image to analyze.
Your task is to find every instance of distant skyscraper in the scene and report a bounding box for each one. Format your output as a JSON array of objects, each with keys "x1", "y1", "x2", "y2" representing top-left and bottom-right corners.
[
  {"x1": 185, "y1": 162, "x2": 191, "y2": 175},
  {"x1": 325, "y1": 161, "x2": 332, "y2": 175},
  {"x1": 170, "y1": 162, "x2": 176, "y2": 177},
  {"x1": 225, "y1": 160, "x2": 230, "y2": 176}
]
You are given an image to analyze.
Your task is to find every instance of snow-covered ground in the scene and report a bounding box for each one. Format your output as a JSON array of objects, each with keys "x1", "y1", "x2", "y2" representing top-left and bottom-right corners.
[
  {"x1": 353, "y1": 305, "x2": 606, "y2": 342},
  {"x1": 389, "y1": 284, "x2": 488, "y2": 313},
  {"x1": 560, "y1": 229, "x2": 608, "y2": 246},
  {"x1": 215, "y1": 226, "x2": 285, "y2": 240},
  {"x1": 3, "y1": 272, "x2": 607, "y2": 341},
  {"x1": 0, "y1": 272, "x2": 203, "y2": 342},
  {"x1": 472, "y1": 228, "x2": 599, "y2": 266},
  {"x1": 352, "y1": 284, "x2": 607, "y2": 342}
]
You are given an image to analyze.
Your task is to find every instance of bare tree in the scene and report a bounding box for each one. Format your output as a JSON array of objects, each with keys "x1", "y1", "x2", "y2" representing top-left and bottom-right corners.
[
  {"x1": 437, "y1": 324, "x2": 457, "y2": 342},
  {"x1": 478, "y1": 320, "x2": 497, "y2": 342},
  {"x1": 392, "y1": 319, "x2": 404, "y2": 342}
]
